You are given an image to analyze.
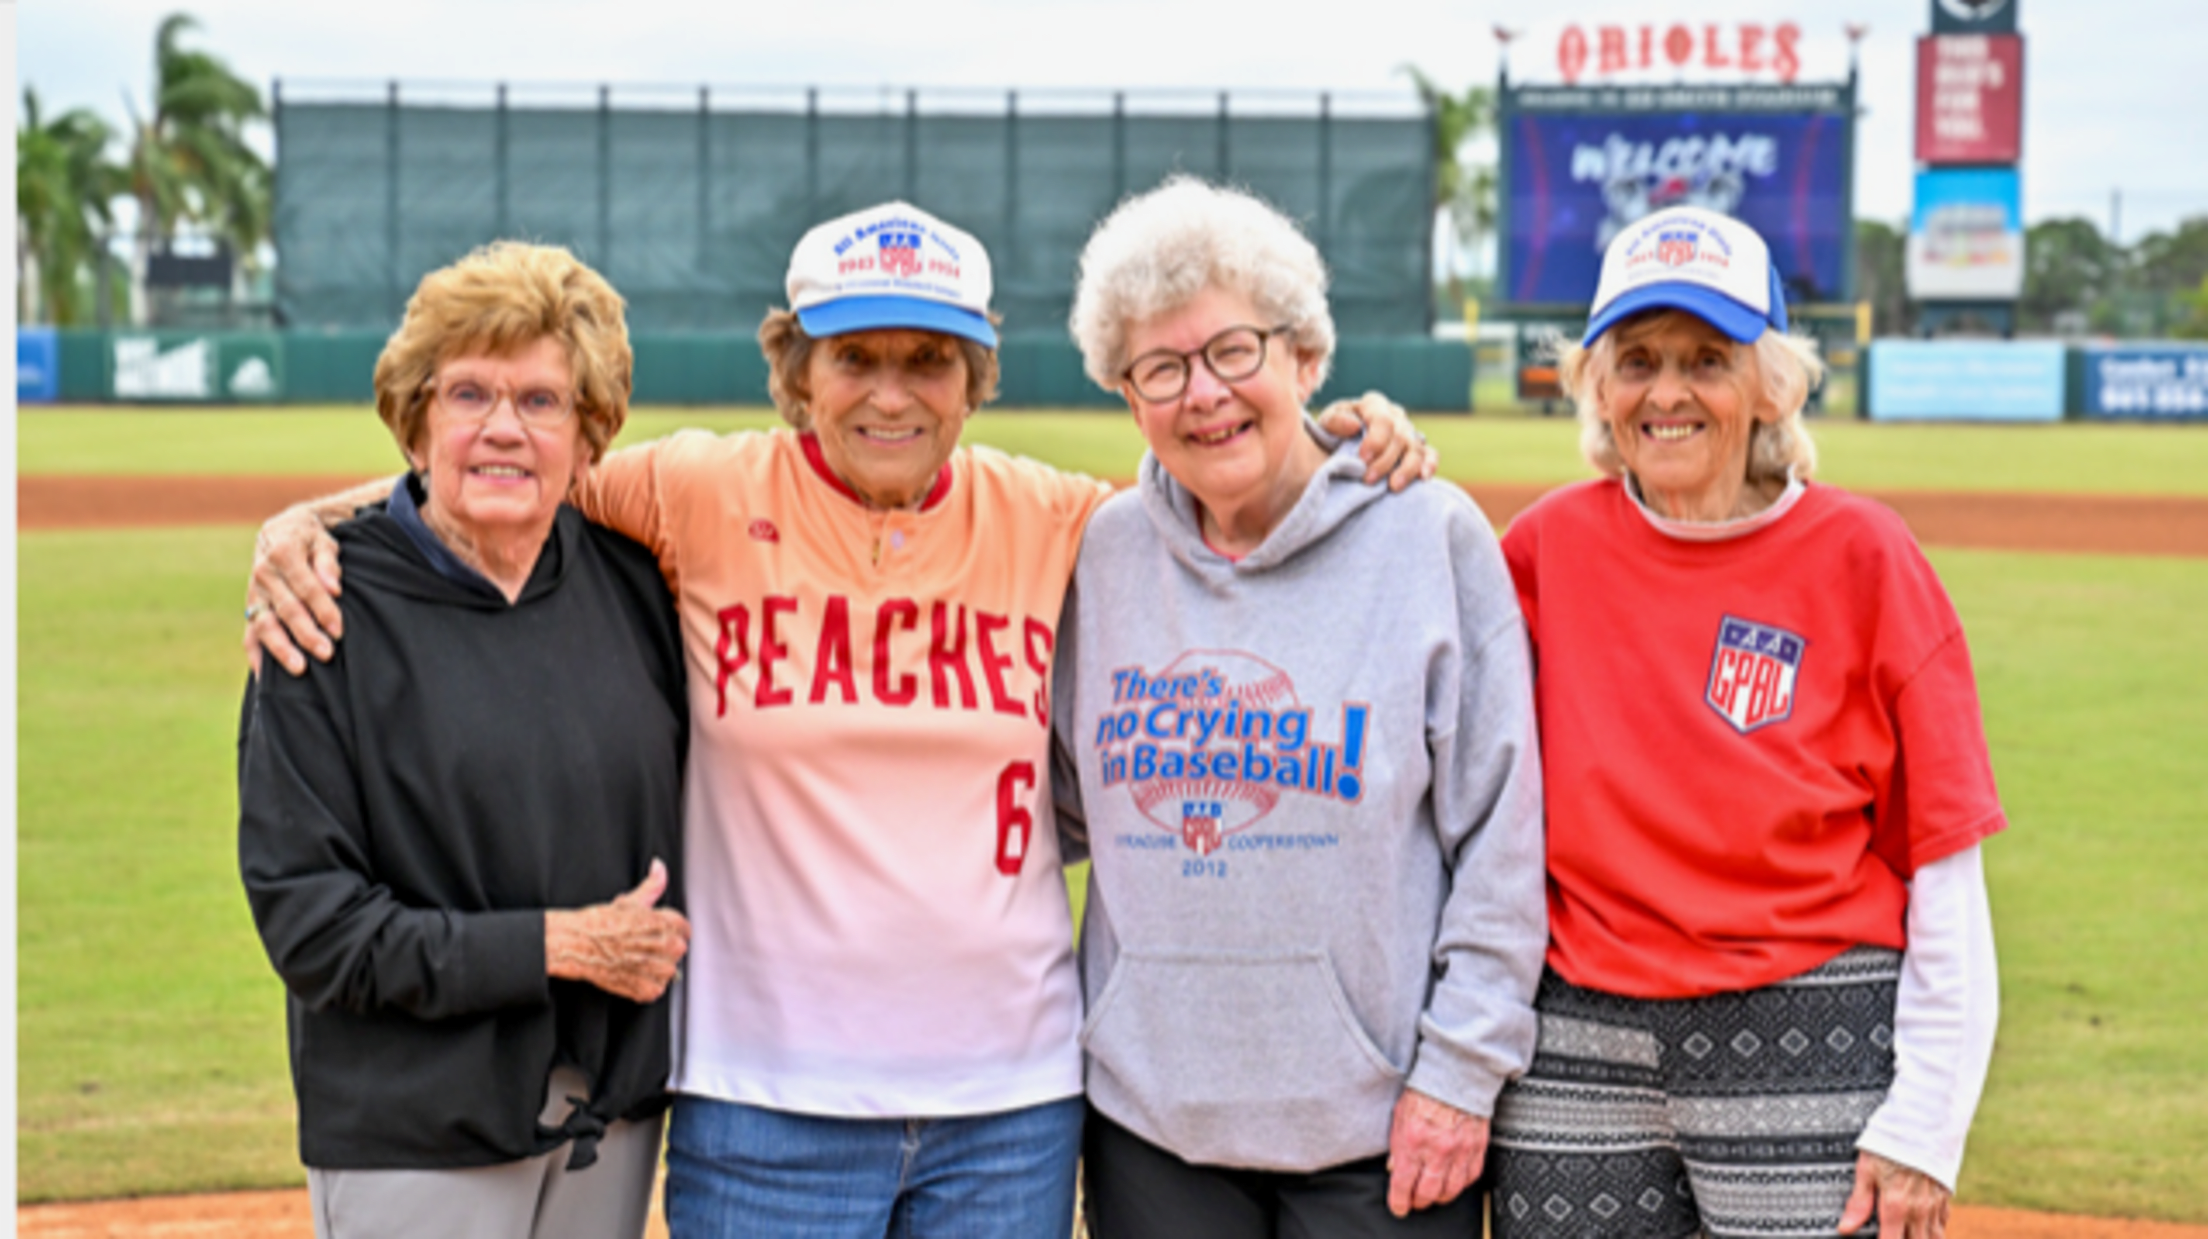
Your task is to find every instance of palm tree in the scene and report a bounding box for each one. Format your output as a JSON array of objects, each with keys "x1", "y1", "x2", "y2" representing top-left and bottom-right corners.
[
  {"x1": 123, "y1": 12, "x2": 270, "y2": 321},
  {"x1": 17, "y1": 88, "x2": 126, "y2": 326},
  {"x1": 1400, "y1": 66, "x2": 1497, "y2": 310}
]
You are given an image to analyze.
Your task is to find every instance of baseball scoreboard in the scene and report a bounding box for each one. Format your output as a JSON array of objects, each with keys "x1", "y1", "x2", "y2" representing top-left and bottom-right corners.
[{"x1": 1495, "y1": 77, "x2": 1858, "y2": 312}]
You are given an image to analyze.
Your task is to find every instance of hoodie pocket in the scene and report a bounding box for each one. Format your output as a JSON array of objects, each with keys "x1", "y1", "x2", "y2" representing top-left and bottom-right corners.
[{"x1": 1081, "y1": 948, "x2": 1404, "y2": 1171}]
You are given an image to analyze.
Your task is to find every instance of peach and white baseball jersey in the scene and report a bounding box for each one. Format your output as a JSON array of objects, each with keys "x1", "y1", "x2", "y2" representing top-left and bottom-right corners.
[{"x1": 577, "y1": 428, "x2": 1111, "y2": 1116}]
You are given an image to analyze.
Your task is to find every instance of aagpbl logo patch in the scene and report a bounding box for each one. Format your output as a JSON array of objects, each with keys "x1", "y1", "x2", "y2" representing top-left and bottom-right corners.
[
  {"x1": 1706, "y1": 615, "x2": 1804, "y2": 734},
  {"x1": 1656, "y1": 228, "x2": 1699, "y2": 267},
  {"x1": 877, "y1": 229, "x2": 923, "y2": 278}
]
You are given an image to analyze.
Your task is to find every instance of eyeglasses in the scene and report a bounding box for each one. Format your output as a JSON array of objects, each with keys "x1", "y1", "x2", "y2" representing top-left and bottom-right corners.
[
  {"x1": 431, "y1": 377, "x2": 577, "y2": 426},
  {"x1": 1121, "y1": 324, "x2": 1294, "y2": 403}
]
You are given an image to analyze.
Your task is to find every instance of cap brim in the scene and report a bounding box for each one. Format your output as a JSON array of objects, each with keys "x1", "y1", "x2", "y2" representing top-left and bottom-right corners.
[
  {"x1": 1583, "y1": 283, "x2": 1769, "y2": 347},
  {"x1": 797, "y1": 295, "x2": 997, "y2": 348}
]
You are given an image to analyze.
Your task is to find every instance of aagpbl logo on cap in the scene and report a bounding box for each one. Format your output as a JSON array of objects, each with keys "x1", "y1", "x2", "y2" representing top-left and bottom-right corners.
[
  {"x1": 826, "y1": 216, "x2": 963, "y2": 286},
  {"x1": 877, "y1": 229, "x2": 922, "y2": 278},
  {"x1": 1622, "y1": 216, "x2": 1734, "y2": 282}
]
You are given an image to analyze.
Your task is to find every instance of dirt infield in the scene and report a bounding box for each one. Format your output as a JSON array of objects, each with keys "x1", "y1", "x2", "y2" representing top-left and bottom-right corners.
[
  {"x1": 17, "y1": 475, "x2": 388, "y2": 531},
  {"x1": 1464, "y1": 483, "x2": 2208, "y2": 559},
  {"x1": 19, "y1": 1189, "x2": 2208, "y2": 1239},
  {"x1": 15, "y1": 1188, "x2": 670, "y2": 1238},
  {"x1": 19, "y1": 474, "x2": 2208, "y2": 558}
]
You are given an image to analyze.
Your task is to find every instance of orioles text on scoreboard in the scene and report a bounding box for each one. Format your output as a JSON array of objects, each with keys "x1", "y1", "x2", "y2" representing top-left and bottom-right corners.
[{"x1": 1557, "y1": 22, "x2": 1805, "y2": 85}]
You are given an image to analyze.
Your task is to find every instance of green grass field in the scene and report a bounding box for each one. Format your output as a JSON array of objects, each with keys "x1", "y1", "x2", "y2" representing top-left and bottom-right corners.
[
  {"x1": 22, "y1": 405, "x2": 2208, "y2": 495},
  {"x1": 1942, "y1": 551, "x2": 2208, "y2": 1217},
  {"x1": 15, "y1": 409, "x2": 2208, "y2": 1218}
]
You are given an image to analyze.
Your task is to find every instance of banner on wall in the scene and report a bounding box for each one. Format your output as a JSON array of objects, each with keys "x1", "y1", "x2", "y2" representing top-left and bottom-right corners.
[
  {"x1": 1915, "y1": 34, "x2": 2024, "y2": 164},
  {"x1": 1867, "y1": 340, "x2": 2064, "y2": 421},
  {"x1": 19, "y1": 328, "x2": 61, "y2": 403},
  {"x1": 1502, "y1": 108, "x2": 1850, "y2": 305},
  {"x1": 2082, "y1": 346, "x2": 2208, "y2": 420},
  {"x1": 110, "y1": 333, "x2": 285, "y2": 401},
  {"x1": 1907, "y1": 168, "x2": 2024, "y2": 300}
]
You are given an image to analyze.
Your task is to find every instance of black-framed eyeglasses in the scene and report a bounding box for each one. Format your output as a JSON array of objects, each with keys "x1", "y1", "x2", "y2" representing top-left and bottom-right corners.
[
  {"x1": 429, "y1": 377, "x2": 577, "y2": 427},
  {"x1": 1121, "y1": 323, "x2": 1293, "y2": 403}
]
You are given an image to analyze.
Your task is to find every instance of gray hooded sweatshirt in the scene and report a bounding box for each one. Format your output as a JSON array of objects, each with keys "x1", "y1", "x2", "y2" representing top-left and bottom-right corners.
[{"x1": 1051, "y1": 427, "x2": 1547, "y2": 1173}]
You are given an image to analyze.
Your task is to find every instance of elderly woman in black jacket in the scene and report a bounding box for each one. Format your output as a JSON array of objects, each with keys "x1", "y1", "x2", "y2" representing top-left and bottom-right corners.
[{"x1": 238, "y1": 241, "x2": 690, "y2": 1239}]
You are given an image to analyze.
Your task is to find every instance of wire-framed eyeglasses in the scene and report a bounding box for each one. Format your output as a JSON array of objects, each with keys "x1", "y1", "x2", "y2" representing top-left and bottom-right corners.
[
  {"x1": 1121, "y1": 324, "x2": 1294, "y2": 403},
  {"x1": 430, "y1": 377, "x2": 577, "y2": 426}
]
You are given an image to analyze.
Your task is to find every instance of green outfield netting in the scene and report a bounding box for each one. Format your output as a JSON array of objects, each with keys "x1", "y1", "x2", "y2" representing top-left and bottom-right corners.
[{"x1": 273, "y1": 88, "x2": 1435, "y2": 339}]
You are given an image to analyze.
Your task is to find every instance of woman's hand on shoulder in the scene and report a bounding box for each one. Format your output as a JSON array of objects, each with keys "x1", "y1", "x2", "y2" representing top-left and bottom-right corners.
[
  {"x1": 1838, "y1": 1151, "x2": 1951, "y2": 1239},
  {"x1": 246, "y1": 504, "x2": 345, "y2": 676},
  {"x1": 1314, "y1": 390, "x2": 1439, "y2": 491},
  {"x1": 544, "y1": 859, "x2": 692, "y2": 1005},
  {"x1": 1385, "y1": 1087, "x2": 1488, "y2": 1217}
]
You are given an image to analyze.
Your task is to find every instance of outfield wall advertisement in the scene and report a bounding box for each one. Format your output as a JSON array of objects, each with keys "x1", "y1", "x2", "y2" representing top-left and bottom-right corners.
[
  {"x1": 2081, "y1": 346, "x2": 2208, "y2": 421},
  {"x1": 1867, "y1": 340, "x2": 2064, "y2": 421},
  {"x1": 1502, "y1": 109, "x2": 1850, "y2": 306},
  {"x1": 109, "y1": 334, "x2": 286, "y2": 402},
  {"x1": 19, "y1": 328, "x2": 60, "y2": 403}
]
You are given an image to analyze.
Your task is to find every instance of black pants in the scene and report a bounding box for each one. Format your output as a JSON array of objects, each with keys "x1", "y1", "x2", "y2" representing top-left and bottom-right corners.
[{"x1": 1083, "y1": 1107, "x2": 1482, "y2": 1239}]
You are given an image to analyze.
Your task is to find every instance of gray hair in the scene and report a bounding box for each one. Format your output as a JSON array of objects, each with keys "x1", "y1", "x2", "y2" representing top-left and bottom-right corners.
[
  {"x1": 1556, "y1": 314, "x2": 1826, "y2": 483},
  {"x1": 1070, "y1": 176, "x2": 1336, "y2": 393}
]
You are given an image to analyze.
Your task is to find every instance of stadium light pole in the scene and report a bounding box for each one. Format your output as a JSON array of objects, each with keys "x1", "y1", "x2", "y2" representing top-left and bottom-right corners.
[{"x1": 1490, "y1": 26, "x2": 1518, "y2": 308}]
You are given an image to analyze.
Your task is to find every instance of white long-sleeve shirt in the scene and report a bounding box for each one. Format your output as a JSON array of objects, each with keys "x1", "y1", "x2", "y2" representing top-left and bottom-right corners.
[{"x1": 1856, "y1": 844, "x2": 2000, "y2": 1190}]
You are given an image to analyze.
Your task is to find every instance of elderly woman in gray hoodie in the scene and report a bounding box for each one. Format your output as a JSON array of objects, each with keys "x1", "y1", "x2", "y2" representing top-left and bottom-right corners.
[{"x1": 1050, "y1": 176, "x2": 1547, "y2": 1239}]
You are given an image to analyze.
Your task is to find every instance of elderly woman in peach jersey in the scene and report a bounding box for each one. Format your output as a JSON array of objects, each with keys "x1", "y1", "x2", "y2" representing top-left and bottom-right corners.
[{"x1": 244, "y1": 197, "x2": 1433, "y2": 1239}]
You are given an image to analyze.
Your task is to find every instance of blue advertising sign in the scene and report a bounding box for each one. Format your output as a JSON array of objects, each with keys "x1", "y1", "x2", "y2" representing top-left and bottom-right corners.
[
  {"x1": 2082, "y1": 346, "x2": 2208, "y2": 420},
  {"x1": 1910, "y1": 166, "x2": 2020, "y2": 232},
  {"x1": 1502, "y1": 110, "x2": 1850, "y2": 305},
  {"x1": 19, "y1": 327, "x2": 61, "y2": 403},
  {"x1": 1867, "y1": 340, "x2": 2065, "y2": 421}
]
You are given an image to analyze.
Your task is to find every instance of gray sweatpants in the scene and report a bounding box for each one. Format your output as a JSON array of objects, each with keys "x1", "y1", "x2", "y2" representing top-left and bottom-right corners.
[{"x1": 308, "y1": 1069, "x2": 663, "y2": 1239}]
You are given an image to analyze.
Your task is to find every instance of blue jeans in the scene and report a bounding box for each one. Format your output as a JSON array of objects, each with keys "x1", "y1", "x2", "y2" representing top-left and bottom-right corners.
[{"x1": 664, "y1": 1094, "x2": 1084, "y2": 1239}]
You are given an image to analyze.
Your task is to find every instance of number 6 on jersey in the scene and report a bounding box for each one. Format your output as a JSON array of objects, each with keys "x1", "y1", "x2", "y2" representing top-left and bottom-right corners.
[{"x1": 995, "y1": 761, "x2": 1036, "y2": 876}]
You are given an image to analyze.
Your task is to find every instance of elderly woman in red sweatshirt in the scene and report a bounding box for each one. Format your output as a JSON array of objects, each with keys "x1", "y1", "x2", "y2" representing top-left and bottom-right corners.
[{"x1": 1487, "y1": 206, "x2": 2004, "y2": 1239}]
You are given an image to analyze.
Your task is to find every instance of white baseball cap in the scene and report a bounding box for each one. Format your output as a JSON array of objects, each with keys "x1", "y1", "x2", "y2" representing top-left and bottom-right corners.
[
  {"x1": 785, "y1": 201, "x2": 997, "y2": 347},
  {"x1": 1582, "y1": 206, "x2": 1789, "y2": 346}
]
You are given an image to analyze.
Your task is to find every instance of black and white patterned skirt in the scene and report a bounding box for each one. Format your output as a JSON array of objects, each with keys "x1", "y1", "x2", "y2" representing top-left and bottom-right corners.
[{"x1": 1490, "y1": 946, "x2": 1902, "y2": 1239}]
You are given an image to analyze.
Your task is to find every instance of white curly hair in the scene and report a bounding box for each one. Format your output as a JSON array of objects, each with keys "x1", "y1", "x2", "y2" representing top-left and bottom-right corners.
[{"x1": 1070, "y1": 175, "x2": 1336, "y2": 394}]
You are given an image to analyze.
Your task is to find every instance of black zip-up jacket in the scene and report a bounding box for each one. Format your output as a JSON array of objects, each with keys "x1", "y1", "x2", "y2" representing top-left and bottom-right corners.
[{"x1": 238, "y1": 499, "x2": 686, "y2": 1171}]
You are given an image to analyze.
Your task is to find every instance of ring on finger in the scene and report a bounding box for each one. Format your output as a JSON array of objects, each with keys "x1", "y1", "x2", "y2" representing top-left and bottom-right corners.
[{"x1": 244, "y1": 602, "x2": 264, "y2": 622}]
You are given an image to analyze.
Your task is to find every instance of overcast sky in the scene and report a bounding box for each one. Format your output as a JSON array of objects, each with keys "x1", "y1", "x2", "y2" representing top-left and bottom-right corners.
[{"x1": 17, "y1": 0, "x2": 2207, "y2": 244}]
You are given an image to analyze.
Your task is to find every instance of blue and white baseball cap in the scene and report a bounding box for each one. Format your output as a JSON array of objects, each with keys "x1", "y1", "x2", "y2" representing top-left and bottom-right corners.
[
  {"x1": 785, "y1": 201, "x2": 997, "y2": 348},
  {"x1": 1582, "y1": 206, "x2": 1788, "y2": 346}
]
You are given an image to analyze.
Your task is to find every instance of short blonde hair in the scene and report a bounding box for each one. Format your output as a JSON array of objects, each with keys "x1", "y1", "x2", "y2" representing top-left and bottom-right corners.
[
  {"x1": 373, "y1": 242, "x2": 631, "y2": 463},
  {"x1": 1558, "y1": 311, "x2": 1826, "y2": 484},
  {"x1": 1070, "y1": 175, "x2": 1335, "y2": 394},
  {"x1": 756, "y1": 308, "x2": 1001, "y2": 429}
]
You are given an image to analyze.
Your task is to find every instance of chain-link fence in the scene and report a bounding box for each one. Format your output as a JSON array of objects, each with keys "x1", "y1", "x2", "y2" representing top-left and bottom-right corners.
[{"x1": 274, "y1": 83, "x2": 1435, "y2": 341}]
